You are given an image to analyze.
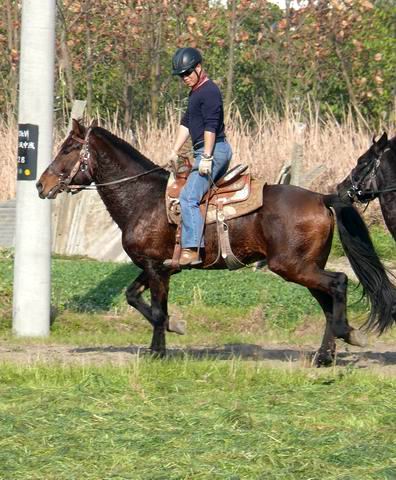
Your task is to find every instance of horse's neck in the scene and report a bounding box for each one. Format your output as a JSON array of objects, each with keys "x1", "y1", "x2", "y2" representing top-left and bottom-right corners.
[
  {"x1": 378, "y1": 150, "x2": 396, "y2": 240},
  {"x1": 93, "y1": 141, "x2": 145, "y2": 183},
  {"x1": 92, "y1": 141, "x2": 166, "y2": 231},
  {"x1": 379, "y1": 150, "x2": 396, "y2": 190}
]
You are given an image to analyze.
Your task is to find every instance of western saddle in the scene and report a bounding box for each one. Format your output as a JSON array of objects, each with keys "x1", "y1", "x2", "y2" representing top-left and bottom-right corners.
[{"x1": 166, "y1": 158, "x2": 251, "y2": 225}]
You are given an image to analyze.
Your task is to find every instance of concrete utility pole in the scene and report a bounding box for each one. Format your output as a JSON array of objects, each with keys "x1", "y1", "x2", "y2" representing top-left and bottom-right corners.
[{"x1": 13, "y1": 0, "x2": 56, "y2": 336}]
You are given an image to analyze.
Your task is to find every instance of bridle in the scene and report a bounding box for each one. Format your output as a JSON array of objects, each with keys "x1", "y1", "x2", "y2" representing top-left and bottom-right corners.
[
  {"x1": 347, "y1": 146, "x2": 396, "y2": 202},
  {"x1": 57, "y1": 126, "x2": 164, "y2": 194}
]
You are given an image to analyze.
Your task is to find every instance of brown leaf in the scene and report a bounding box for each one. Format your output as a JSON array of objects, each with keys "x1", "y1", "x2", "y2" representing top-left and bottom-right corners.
[
  {"x1": 360, "y1": 0, "x2": 374, "y2": 10},
  {"x1": 187, "y1": 16, "x2": 197, "y2": 26}
]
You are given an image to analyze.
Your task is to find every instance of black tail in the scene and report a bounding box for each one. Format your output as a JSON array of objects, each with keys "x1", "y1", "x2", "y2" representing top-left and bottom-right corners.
[{"x1": 324, "y1": 194, "x2": 396, "y2": 333}]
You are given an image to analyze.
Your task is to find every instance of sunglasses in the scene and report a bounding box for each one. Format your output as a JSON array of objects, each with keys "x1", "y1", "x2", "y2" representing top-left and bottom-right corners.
[{"x1": 179, "y1": 67, "x2": 195, "y2": 78}]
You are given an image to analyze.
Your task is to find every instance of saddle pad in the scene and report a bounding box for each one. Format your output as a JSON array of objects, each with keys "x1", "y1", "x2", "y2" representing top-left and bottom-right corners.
[{"x1": 166, "y1": 177, "x2": 266, "y2": 225}]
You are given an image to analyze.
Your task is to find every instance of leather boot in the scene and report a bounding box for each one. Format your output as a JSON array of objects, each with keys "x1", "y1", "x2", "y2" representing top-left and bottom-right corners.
[
  {"x1": 163, "y1": 248, "x2": 202, "y2": 268},
  {"x1": 179, "y1": 248, "x2": 202, "y2": 267}
]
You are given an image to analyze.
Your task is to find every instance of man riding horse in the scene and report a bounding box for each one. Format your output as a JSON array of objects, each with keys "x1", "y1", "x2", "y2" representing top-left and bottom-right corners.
[{"x1": 164, "y1": 47, "x2": 233, "y2": 268}]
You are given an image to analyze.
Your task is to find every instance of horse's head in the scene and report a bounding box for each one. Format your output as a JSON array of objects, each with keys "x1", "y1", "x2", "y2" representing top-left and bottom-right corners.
[
  {"x1": 337, "y1": 132, "x2": 389, "y2": 203},
  {"x1": 36, "y1": 119, "x2": 94, "y2": 199}
]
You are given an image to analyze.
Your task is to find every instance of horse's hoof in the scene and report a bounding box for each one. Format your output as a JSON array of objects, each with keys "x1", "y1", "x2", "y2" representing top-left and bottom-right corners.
[
  {"x1": 312, "y1": 351, "x2": 335, "y2": 368},
  {"x1": 347, "y1": 329, "x2": 368, "y2": 347},
  {"x1": 167, "y1": 319, "x2": 186, "y2": 335},
  {"x1": 149, "y1": 349, "x2": 166, "y2": 359}
]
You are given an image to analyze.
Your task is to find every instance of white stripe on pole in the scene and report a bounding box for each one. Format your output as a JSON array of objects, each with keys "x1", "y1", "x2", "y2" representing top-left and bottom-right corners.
[{"x1": 13, "y1": 0, "x2": 56, "y2": 336}]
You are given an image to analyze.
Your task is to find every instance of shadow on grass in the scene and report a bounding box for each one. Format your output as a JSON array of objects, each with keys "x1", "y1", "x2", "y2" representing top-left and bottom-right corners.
[
  {"x1": 66, "y1": 263, "x2": 141, "y2": 312},
  {"x1": 71, "y1": 343, "x2": 396, "y2": 367}
]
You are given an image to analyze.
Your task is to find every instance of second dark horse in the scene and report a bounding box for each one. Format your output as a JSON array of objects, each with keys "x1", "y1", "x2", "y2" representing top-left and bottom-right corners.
[{"x1": 36, "y1": 120, "x2": 396, "y2": 366}]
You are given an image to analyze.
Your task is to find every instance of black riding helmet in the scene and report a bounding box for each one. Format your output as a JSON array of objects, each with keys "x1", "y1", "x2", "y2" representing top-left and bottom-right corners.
[{"x1": 172, "y1": 47, "x2": 202, "y2": 75}]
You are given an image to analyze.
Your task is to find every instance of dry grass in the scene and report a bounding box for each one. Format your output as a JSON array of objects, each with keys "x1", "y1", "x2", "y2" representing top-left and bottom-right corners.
[
  {"x1": 101, "y1": 108, "x2": 392, "y2": 195},
  {"x1": 0, "y1": 116, "x2": 17, "y2": 202},
  {"x1": 1, "y1": 109, "x2": 393, "y2": 204}
]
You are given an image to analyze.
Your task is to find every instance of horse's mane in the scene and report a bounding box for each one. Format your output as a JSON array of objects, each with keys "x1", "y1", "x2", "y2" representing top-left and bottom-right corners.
[
  {"x1": 389, "y1": 135, "x2": 396, "y2": 152},
  {"x1": 94, "y1": 126, "x2": 160, "y2": 170}
]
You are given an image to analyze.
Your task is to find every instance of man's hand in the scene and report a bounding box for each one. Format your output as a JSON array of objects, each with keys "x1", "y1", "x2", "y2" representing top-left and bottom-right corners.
[
  {"x1": 198, "y1": 154, "x2": 213, "y2": 176},
  {"x1": 167, "y1": 150, "x2": 179, "y2": 165},
  {"x1": 167, "y1": 150, "x2": 181, "y2": 172}
]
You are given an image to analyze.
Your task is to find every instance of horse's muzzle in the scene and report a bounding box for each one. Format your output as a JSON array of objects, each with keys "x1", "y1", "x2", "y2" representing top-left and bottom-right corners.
[
  {"x1": 36, "y1": 181, "x2": 46, "y2": 199},
  {"x1": 36, "y1": 180, "x2": 62, "y2": 199}
]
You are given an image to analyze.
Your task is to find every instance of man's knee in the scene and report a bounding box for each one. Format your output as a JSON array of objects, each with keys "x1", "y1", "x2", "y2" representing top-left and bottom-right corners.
[{"x1": 180, "y1": 187, "x2": 201, "y2": 206}]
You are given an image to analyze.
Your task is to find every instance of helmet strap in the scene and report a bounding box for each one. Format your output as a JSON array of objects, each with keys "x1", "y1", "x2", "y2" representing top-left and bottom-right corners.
[
  {"x1": 188, "y1": 67, "x2": 199, "y2": 88},
  {"x1": 192, "y1": 68, "x2": 208, "y2": 91}
]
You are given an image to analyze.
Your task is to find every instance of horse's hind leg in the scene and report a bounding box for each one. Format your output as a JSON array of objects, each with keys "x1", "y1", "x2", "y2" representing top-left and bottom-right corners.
[
  {"x1": 268, "y1": 258, "x2": 366, "y2": 348},
  {"x1": 321, "y1": 270, "x2": 367, "y2": 347},
  {"x1": 309, "y1": 288, "x2": 336, "y2": 367}
]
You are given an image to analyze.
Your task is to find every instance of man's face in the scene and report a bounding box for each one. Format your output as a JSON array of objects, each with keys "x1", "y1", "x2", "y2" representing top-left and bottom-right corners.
[{"x1": 179, "y1": 64, "x2": 202, "y2": 88}]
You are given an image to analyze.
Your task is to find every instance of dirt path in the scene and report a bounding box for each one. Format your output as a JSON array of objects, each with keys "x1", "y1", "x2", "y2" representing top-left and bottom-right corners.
[{"x1": 1, "y1": 341, "x2": 396, "y2": 375}]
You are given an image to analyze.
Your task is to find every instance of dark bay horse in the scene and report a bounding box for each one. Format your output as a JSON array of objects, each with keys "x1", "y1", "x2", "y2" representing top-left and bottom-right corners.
[
  {"x1": 36, "y1": 120, "x2": 396, "y2": 366},
  {"x1": 337, "y1": 132, "x2": 396, "y2": 241}
]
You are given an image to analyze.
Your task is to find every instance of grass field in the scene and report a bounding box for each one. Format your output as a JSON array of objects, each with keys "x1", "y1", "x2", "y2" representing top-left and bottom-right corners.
[
  {"x1": 2, "y1": 247, "x2": 395, "y2": 348},
  {"x1": 1, "y1": 229, "x2": 396, "y2": 479},
  {"x1": 0, "y1": 361, "x2": 395, "y2": 480}
]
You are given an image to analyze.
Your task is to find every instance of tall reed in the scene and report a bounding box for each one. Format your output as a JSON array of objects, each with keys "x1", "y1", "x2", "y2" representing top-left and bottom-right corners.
[{"x1": 0, "y1": 108, "x2": 392, "y2": 212}]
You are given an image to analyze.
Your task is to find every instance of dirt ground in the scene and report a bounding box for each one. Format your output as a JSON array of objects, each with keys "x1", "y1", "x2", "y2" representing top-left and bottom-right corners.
[{"x1": 1, "y1": 340, "x2": 396, "y2": 376}]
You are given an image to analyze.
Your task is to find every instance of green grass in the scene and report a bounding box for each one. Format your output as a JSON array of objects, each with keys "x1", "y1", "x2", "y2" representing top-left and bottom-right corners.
[
  {"x1": 330, "y1": 225, "x2": 396, "y2": 259},
  {"x1": 1, "y1": 224, "x2": 396, "y2": 347},
  {"x1": 0, "y1": 223, "x2": 395, "y2": 348},
  {"x1": 0, "y1": 361, "x2": 395, "y2": 480},
  {"x1": 0, "y1": 252, "x2": 380, "y2": 347}
]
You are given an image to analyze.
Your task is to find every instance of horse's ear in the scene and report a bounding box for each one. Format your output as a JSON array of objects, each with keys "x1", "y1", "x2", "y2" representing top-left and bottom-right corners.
[
  {"x1": 378, "y1": 132, "x2": 388, "y2": 147},
  {"x1": 72, "y1": 118, "x2": 85, "y2": 137},
  {"x1": 89, "y1": 119, "x2": 98, "y2": 128},
  {"x1": 373, "y1": 132, "x2": 388, "y2": 154}
]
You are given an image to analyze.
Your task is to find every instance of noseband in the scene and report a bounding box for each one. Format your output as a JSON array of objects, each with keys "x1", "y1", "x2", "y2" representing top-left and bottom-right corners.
[{"x1": 57, "y1": 127, "x2": 95, "y2": 194}]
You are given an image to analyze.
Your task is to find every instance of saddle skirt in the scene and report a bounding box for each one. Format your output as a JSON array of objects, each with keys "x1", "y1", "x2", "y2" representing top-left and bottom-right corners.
[{"x1": 165, "y1": 163, "x2": 266, "y2": 225}]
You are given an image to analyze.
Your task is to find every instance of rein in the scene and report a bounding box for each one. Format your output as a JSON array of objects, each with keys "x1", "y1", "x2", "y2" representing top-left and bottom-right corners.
[
  {"x1": 67, "y1": 166, "x2": 164, "y2": 192},
  {"x1": 354, "y1": 184, "x2": 396, "y2": 197}
]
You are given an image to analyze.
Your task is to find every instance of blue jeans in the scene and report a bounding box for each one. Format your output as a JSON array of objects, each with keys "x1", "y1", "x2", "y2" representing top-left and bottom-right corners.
[{"x1": 180, "y1": 140, "x2": 233, "y2": 248}]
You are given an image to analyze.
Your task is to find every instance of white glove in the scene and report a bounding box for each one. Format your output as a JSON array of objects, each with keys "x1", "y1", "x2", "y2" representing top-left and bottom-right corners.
[{"x1": 198, "y1": 154, "x2": 213, "y2": 176}]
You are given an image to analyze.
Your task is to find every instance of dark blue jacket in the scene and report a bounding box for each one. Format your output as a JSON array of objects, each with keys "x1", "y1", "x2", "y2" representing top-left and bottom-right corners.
[{"x1": 181, "y1": 79, "x2": 225, "y2": 147}]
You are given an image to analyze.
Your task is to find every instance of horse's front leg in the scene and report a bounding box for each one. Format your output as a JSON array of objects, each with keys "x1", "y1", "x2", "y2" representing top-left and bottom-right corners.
[
  {"x1": 125, "y1": 268, "x2": 167, "y2": 355},
  {"x1": 146, "y1": 266, "x2": 173, "y2": 356},
  {"x1": 125, "y1": 271, "x2": 154, "y2": 326},
  {"x1": 126, "y1": 270, "x2": 185, "y2": 339}
]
